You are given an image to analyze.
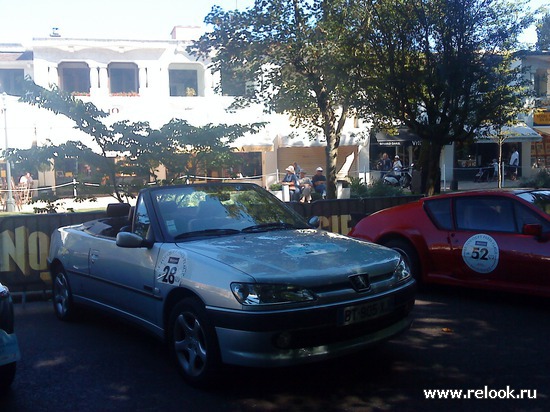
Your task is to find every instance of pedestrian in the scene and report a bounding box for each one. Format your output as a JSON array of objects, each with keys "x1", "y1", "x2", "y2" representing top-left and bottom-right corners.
[
  {"x1": 298, "y1": 170, "x2": 312, "y2": 203},
  {"x1": 378, "y1": 153, "x2": 392, "y2": 178},
  {"x1": 509, "y1": 146, "x2": 519, "y2": 180},
  {"x1": 282, "y1": 165, "x2": 300, "y2": 201},
  {"x1": 312, "y1": 167, "x2": 327, "y2": 197},
  {"x1": 392, "y1": 156, "x2": 403, "y2": 171}
]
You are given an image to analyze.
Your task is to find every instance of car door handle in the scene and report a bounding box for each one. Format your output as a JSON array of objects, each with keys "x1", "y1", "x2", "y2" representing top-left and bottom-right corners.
[{"x1": 90, "y1": 250, "x2": 99, "y2": 264}]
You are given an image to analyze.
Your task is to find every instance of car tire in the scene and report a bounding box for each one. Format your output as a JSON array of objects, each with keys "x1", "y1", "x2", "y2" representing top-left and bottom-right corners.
[
  {"x1": 52, "y1": 267, "x2": 77, "y2": 321},
  {"x1": 167, "y1": 298, "x2": 221, "y2": 386},
  {"x1": 384, "y1": 239, "x2": 421, "y2": 281},
  {"x1": 0, "y1": 362, "x2": 16, "y2": 391}
]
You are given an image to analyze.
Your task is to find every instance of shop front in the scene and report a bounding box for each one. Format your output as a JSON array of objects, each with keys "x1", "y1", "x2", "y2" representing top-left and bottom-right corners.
[
  {"x1": 371, "y1": 129, "x2": 422, "y2": 180},
  {"x1": 533, "y1": 110, "x2": 550, "y2": 169},
  {"x1": 454, "y1": 124, "x2": 542, "y2": 182}
]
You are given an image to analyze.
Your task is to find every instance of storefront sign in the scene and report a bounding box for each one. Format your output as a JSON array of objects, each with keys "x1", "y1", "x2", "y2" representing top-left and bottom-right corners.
[{"x1": 534, "y1": 111, "x2": 550, "y2": 126}]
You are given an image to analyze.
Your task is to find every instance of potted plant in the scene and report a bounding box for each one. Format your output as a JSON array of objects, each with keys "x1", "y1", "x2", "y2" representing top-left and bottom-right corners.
[{"x1": 269, "y1": 183, "x2": 283, "y2": 200}]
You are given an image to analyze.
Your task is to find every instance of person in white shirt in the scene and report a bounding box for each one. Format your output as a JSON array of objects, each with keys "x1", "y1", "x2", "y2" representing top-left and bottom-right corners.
[
  {"x1": 509, "y1": 146, "x2": 519, "y2": 180},
  {"x1": 392, "y1": 155, "x2": 403, "y2": 170}
]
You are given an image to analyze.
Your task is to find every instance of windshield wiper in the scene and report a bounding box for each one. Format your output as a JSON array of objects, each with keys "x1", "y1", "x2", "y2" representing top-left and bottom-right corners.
[
  {"x1": 241, "y1": 222, "x2": 299, "y2": 233},
  {"x1": 174, "y1": 229, "x2": 241, "y2": 239}
]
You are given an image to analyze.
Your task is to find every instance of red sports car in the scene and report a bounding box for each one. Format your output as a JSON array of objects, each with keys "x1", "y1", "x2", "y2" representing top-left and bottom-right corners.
[{"x1": 349, "y1": 189, "x2": 550, "y2": 297}]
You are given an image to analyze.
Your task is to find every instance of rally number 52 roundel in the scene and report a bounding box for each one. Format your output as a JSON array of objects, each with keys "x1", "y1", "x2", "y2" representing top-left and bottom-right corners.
[{"x1": 461, "y1": 234, "x2": 499, "y2": 274}]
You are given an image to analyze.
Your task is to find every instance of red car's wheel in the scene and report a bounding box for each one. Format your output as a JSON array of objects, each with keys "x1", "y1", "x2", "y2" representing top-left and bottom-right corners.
[{"x1": 384, "y1": 239, "x2": 420, "y2": 281}]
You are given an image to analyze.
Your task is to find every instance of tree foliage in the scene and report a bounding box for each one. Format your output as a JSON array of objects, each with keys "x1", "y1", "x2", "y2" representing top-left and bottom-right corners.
[
  {"x1": 536, "y1": 12, "x2": 550, "y2": 51},
  {"x1": 189, "y1": 0, "x2": 371, "y2": 199},
  {"x1": 15, "y1": 80, "x2": 264, "y2": 201},
  {"x1": 19, "y1": 81, "x2": 134, "y2": 201},
  {"x1": 357, "y1": 0, "x2": 534, "y2": 195},
  {"x1": 190, "y1": 0, "x2": 535, "y2": 197}
]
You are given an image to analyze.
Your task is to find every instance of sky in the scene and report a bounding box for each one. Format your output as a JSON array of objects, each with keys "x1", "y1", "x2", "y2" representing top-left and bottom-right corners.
[
  {"x1": 0, "y1": 0, "x2": 255, "y2": 43},
  {"x1": 0, "y1": 0, "x2": 547, "y2": 45}
]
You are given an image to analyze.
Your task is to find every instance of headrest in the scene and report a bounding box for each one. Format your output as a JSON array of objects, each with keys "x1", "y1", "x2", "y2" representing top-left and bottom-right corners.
[{"x1": 106, "y1": 203, "x2": 131, "y2": 218}]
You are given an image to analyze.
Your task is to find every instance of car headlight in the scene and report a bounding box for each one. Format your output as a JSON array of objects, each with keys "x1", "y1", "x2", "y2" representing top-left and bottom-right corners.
[
  {"x1": 394, "y1": 259, "x2": 412, "y2": 283},
  {"x1": 231, "y1": 283, "x2": 316, "y2": 305},
  {"x1": 0, "y1": 284, "x2": 9, "y2": 298}
]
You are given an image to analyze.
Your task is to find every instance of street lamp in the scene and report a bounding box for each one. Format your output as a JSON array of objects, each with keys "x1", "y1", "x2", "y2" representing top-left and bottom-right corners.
[{"x1": 2, "y1": 92, "x2": 15, "y2": 212}]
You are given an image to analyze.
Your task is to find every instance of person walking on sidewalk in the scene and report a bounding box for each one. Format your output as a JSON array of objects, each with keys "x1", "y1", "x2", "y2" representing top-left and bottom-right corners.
[{"x1": 509, "y1": 146, "x2": 519, "y2": 180}]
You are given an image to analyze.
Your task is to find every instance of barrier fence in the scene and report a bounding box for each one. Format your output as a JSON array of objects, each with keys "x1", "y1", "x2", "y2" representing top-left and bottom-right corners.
[{"x1": 0, "y1": 195, "x2": 422, "y2": 300}]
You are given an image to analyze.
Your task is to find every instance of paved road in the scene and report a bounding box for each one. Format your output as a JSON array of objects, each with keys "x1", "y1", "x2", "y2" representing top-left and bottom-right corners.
[{"x1": 2, "y1": 287, "x2": 549, "y2": 412}]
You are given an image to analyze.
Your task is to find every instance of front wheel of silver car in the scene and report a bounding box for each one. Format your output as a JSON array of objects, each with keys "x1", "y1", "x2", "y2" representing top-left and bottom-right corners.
[
  {"x1": 0, "y1": 362, "x2": 16, "y2": 391},
  {"x1": 52, "y1": 268, "x2": 76, "y2": 321},
  {"x1": 168, "y1": 298, "x2": 220, "y2": 386}
]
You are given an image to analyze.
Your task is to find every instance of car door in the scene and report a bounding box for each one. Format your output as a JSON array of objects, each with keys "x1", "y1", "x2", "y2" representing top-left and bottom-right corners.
[
  {"x1": 88, "y1": 197, "x2": 161, "y2": 324},
  {"x1": 449, "y1": 196, "x2": 550, "y2": 292},
  {"x1": 503, "y1": 200, "x2": 550, "y2": 292},
  {"x1": 422, "y1": 197, "x2": 457, "y2": 277}
]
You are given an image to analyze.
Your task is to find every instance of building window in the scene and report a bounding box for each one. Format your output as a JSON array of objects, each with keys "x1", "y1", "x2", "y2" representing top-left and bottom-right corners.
[
  {"x1": 0, "y1": 69, "x2": 25, "y2": 96},
  {"x1": 59, "y1": 62, "x2": 90, "y2": 94},
  {"x1": 169, "y1": 69, "x2": 198, "y2": 96},
  {"x1": 220, "y1": 63, "x2": 246, "y2": 96},
  {"x1": 534, "y1": 69, "x2": 548, "y2": 98},
  {"x1": 108, "y1": 62, "x2": 138, "y2": 95}
]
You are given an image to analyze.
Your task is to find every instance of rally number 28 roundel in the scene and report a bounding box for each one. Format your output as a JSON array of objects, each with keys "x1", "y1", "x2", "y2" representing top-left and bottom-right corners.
[
  {"x1": 155, "y1": 250, "x2": 187, "y2": 285},
  {"x1": 461, "y1": 234, "x2": 500, "y2": 274}
]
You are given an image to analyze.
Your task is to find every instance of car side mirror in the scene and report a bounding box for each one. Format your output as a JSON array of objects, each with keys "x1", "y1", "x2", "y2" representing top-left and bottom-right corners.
[
  {"x1": 308, "y1": 216, "x2": 320, "y2": 228},
  {"x1": 522, "y1": 223, "x2": 543, "y2": 239},
  {"x1": 116, "y1": 232, "x2": 152, "y2": 248}
]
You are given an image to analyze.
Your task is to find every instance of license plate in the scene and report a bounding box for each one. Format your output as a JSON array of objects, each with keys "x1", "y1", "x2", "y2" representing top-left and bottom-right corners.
[{"x1": 339, "y1": 297, "x2": 394, "y2": 326}]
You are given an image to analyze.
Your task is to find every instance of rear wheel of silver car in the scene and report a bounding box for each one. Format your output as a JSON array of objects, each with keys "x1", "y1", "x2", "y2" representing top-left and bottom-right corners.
[
  {"x1": 168, "y1": 298, "x2": 220, "y2": 386},
  {"x1": 52, "y1": 268, "x2": 76, "y2": 321},
  {"x1": 384, "y1": 239, "x2": 420, "y2": 281}
]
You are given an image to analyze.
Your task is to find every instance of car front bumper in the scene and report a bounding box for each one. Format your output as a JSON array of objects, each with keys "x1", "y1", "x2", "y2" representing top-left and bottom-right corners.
[
  {"x1": 210, "y1": 281, "x2": 415, "y2": 367},
  {"x1": 0, "y1": 330, "x2": 20, "y2": 367}
]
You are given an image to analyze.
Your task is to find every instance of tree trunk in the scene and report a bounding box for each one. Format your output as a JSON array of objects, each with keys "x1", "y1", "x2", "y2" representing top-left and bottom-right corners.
[
  {"x1": 419, "y1": 139, "x2": 443, "y2": 196},
  {"x1": 320, "y1": 104, "x2": 346, "y2": 200},
  {"x1": 325, "y1": 138, "x2": 339, "y2": 199}
]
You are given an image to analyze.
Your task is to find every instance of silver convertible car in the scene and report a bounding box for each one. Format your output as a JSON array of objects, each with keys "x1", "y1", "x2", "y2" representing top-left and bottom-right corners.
[
  {"x1": 48, "y1": 183, "x2": 416, "y2": 385},
  {"x1": 0, "y1": 282, "x2": 19, "y2": 391}
]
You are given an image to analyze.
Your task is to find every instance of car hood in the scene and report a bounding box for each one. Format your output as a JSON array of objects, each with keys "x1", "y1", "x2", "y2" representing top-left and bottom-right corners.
[{"x1": 176, "y1": 229, "x2": 400, "y2": 282}]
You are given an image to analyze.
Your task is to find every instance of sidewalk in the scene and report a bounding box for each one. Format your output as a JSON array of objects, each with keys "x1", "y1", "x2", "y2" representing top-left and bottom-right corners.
[{"x1": 442, "y1": 178, "x2": 522, "y2": 192}]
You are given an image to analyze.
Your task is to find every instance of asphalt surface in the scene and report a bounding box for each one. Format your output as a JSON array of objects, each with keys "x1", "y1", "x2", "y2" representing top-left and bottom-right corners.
[{"x1": 1, "y1": 286, "x2": 549, "y2": 412}]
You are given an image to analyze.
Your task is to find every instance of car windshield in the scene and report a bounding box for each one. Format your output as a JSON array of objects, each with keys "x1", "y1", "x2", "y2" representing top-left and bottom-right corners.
[
  {"x1": 517, "y1": 190, "x2": 550, "y2": 216},
  {"x1": 151, "y1": 183, "x2": 310, "y2": 239}
]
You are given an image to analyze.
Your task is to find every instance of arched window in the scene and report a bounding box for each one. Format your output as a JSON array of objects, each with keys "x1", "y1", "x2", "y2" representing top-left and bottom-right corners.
[
  {"x1": 59, "y1": 62, "x2": 90, "y2": 94},
  {"x1": 108, "y1": 62, "x2": 138, "y2": 95}
]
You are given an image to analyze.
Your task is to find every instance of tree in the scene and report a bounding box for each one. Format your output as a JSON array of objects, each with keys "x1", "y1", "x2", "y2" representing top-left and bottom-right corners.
[
  {"x1": 18, "y1": 80, "x2": 264, "y2": 200},
  {"x1": 6, "y1": 141, "x2": 56, "y2": 179},
  {"x1": 189, "y1": 0, "x2": 372, "y2": 199},
  {"x1": 358, "y1": 0, "x2": 535, "y2": 195},
  {"x1": 536, "y1": 12, "x2": 550, "y2": 51},
  {"x1": 121, "y1": 119, "x2": 264, "y2": 183},
  {"x1": 20, "y1": 81, "x2": 133, "y2": 201},
  {"x1": 159, "y1": 119, "x2": 262, "y2": 182}
]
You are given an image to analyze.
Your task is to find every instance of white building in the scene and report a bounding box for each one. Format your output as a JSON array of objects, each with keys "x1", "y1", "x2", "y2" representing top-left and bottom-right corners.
[{"x1": 0, "y1": 27, "x2": 370, "y2": 193}]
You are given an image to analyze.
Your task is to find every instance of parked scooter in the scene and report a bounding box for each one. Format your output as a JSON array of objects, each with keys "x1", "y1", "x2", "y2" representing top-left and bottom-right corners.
[{"x1": 383, "y1": 164, "x2": 413, "y2": 189}]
